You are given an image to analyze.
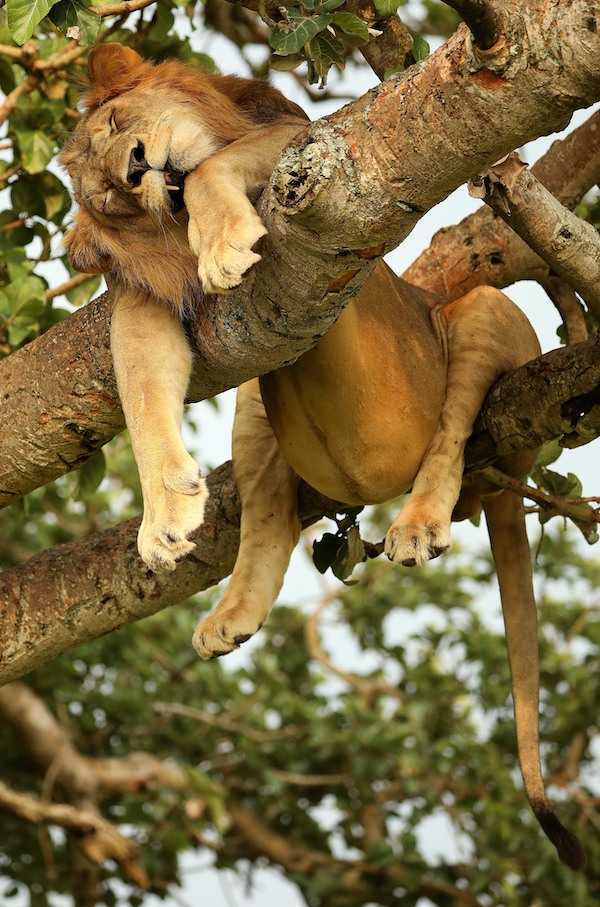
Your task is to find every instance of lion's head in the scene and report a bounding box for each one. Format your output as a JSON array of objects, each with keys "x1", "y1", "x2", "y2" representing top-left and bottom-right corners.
[{"x1": 60, "y1": 44, "x2": 306, "y2": 304}]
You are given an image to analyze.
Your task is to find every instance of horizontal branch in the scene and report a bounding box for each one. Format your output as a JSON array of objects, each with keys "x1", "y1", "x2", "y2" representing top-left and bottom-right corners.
[
  {"x1": 478, "y1": 153, "x2": 600, "y2": 317},
  {"x1": 1, "y1": 0, "x2": 599, "y2": 508},
  {"x1": 404, "y1": 109, "x2": 600, "y2": 302}
]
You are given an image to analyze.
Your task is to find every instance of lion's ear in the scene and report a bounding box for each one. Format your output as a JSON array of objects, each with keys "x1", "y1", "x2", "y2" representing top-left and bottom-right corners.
[
  {"x1": 85, "y1": 44, "x2": 149, "y2": 108},
  {"x1": 65, "y1": 209, "x2": 113, "y2": 275}
]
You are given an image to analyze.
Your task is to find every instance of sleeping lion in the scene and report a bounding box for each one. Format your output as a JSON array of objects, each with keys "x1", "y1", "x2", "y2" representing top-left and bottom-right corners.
[{"x1": 60, "y1": 44, "x2": 583, "y2": 868}]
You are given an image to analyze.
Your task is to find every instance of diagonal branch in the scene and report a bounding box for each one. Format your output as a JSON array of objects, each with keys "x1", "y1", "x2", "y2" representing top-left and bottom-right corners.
[
  {"x1": 475, "y1": 152, "x2": 600, "y2": 317},
  {"x1": 0, "y1": 779, "x2": 147, "y2": 884},
  {"x1": 1, "y1": 0, "x2": 599, "y2": 509},
  {"x1": 404, "y1": 108, "x2": 600, "y2": 301}
]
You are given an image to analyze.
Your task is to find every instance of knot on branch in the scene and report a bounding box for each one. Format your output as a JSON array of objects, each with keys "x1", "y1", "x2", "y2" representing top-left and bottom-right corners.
[{"x1": 271, "y1": 125, "x2": 352, "y2": 213}]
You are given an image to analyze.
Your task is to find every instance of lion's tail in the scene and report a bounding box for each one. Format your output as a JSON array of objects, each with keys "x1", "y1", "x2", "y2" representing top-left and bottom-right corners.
[{"x1": 483, "y1": 489, "x2": 585, "y2": 870}]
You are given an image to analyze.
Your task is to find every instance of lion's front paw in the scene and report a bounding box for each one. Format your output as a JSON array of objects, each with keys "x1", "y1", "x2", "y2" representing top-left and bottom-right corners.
[
  {"x1": 188, "y1": 209, "x2": 267, "y2": 294},
  {"x1": 192, "y1": 602, "x2": 264, "y2": 660},
  {"x1": 385, "y1": 517, "x2": 451, "y2": 567},
  {"x1": 138, "y1": 472, "x2": 208, "y2": 573}
]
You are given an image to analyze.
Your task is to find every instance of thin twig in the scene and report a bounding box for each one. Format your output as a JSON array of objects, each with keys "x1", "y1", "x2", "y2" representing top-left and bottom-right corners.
[
  {"x1": 0, "y1": 76, "x2": 37, "y2": 127},
  {"x1": 45, "y1": 273, "x2": 97, "y2": 303},
  {"x1": 95, "y1": 0, "x2": 158, "y2": 16},
  {"x1": 305, "y1": 592, "x2": 403, "y2": 705},
  {"x1": 154, "y1": 701, "x2": 302, "y2": 743}
]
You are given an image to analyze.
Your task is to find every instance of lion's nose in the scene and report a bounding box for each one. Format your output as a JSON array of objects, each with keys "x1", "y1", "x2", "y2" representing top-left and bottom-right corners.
[{"x1": 127, "y1": 141, "x2": 149, "y2": 186}]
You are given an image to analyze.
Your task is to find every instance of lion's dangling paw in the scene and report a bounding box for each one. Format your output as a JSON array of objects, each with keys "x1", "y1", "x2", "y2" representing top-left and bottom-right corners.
[
  {"x1": 137, "y1": 473, "x2": 208, "y2": 573},
  {"x1": 385, "y1": 517, "x2": 451, "y2": 567},
  {"x1": 192, "y1": 600, "x2": 264, "y2": 660}
]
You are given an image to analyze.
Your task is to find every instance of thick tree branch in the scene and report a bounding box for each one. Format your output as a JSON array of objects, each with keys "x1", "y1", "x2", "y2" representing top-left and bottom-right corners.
[
  {"x1": 1, "y1": 1, "x2": 599, "y2": 509},
  {"x1": 0, "y1": 464, "x2": 340, "y2": 684},
  {"x1": 404, "y1": 109, "x2": 600, "y2": 301},
  {"x1": 475, "y1": 153, "x2": 600, "y2": 317}
]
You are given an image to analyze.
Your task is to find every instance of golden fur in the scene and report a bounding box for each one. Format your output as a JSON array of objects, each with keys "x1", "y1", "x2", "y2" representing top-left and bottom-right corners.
[{"x1": 62, "y1": 46, "x2": 583, "y2": 869}]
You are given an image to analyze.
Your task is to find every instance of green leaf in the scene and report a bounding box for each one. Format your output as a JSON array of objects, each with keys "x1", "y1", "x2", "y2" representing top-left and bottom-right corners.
[
  {"x1": 269, "y1": 13, "x2": 332, "y2": 56},
  {"x1": 331, "y1": 524, "x2": 365, "y2": 581},
  {"x1": 411, "y1": 34, "x2": 430, "y2": 61},
  {"x1": 320, "y1": 0, "x2": 345, "y2": 9},
  {"x1": 312, "y1": 531, "x2": 345, "y2": 574},
  {"x1": 16, "y1": 130, "x2": 56, "y2": 174},
  {"x1": 49, "y1": 0, "x2": 99, "y2": 44},
  {"x1": 0, "y1": 58, "x2": 16, "y2": 94},
  {"x1": 7, "y1": 0, "x2": 55, "y2": 45},
  {"x1": 307, "y1": 29, "x2": 345, "y2": 84},
  {"x1": 332, "y1": 12, "x2": 369, "y2": 41},
  {"x1": 535, "y1": 439, "x2": 562, "y2": 468},
  {"x1": 12, "y1": 171, "x2": 71, "y2": 222},
  {"x1": 373, "y1": 0, "x2": 402, "y2": 15},
  {"x1": 77, "y1": 448, "x2": 106, "y2": 498},
  {"x1": 66, "y1": 274, "x2": 101, "y2": 307}
]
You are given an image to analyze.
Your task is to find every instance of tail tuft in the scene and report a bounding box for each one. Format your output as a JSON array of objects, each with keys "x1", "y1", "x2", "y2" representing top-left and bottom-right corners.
[{"x1": 534, "y1": 805, "x2": 586, "y2": 870}]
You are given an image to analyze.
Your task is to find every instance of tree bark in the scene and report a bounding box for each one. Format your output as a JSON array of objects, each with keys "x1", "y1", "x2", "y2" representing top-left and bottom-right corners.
[
  {"x1": 404, "y1": 109, "x2": 600, "y2": 300},
  {"x1": 478, "y1": 153, "x2": 600, "y2": 317},
  {"x1": 0, "y1": 0, "x2": 599, "y2": 508}
]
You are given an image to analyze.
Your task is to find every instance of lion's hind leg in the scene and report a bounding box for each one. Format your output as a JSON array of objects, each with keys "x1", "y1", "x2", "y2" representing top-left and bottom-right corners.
[
  {"x1": 385, "y1": 286, "x2": 540, "y2": 565},
  {"x1": 110, "y1": 289, "x2": 207, "y2": 572},
  {"x1": 193, "y1": 379, "x2": 300, "y2": 659}
]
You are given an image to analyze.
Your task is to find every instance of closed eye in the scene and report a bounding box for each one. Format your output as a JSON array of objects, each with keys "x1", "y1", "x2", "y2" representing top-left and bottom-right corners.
[{"x1": 108, "y1": 110, "x2": 119, "y2": 134}]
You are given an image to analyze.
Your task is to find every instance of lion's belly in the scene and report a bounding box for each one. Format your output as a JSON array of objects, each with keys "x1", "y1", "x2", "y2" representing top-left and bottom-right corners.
[{"x1": 260, "y1": 265, "x2": 447, "y2": 505}]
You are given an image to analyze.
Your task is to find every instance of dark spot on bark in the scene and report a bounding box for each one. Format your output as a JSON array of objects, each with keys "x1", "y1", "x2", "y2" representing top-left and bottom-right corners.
[
  {"x1": 559, "y1": 227, "x2": 572, "y2": 240},
  {"x1": 464, "y1": 236, "x2": 473, "y2": 246},
  {"x1": 470, "y1": 252, "x2": 480, "y2": 267},
  {"x1": 586, "y1": 16, "x2": 597, "y2": 32}
]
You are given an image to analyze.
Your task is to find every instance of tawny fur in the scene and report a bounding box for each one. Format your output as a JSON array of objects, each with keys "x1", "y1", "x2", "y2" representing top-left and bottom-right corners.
[{"x1": 61, "y1": 45, "x2": 583, "y2": 869}]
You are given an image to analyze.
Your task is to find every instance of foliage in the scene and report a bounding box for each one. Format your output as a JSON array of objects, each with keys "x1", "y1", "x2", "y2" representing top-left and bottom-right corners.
[{"x1": 1, "y1": 529, "x2": 600, "y2": 906}]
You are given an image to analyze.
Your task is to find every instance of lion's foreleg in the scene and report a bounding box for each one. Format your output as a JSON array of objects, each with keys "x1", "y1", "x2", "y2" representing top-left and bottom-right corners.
[
  {"x1": 385, "y1": 287, "x2": 540, "y2": 565},
  {"x1": 193, "y1": 378, "x2": 299, "y2": 659},
  {"x1": 110, "y1": 288, "x2": 207, "y2": 572},
  {"x1": 184, "y1": 120, "x2": 306, "y2": 294}
]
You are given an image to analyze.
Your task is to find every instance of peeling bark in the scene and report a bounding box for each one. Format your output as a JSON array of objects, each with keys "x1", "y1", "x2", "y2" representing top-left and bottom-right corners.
[{"x1": 1, "y1": 0, "x2": 599, "y2": 507}]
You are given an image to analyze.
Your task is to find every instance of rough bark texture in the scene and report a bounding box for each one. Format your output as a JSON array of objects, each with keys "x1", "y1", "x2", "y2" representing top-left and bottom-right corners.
[
  {"x1": 480, "y1": 154, "x2": 600, "y2": 317},
  {"x1": 404, "y1": 109, "x2": 600, "y2": 301},
  {"x1": 0, "y1": 464, "x2": 339, "y2": 684},
  {"x1": 1, "y1": 0, "x2": 599, "y2": 507}
]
